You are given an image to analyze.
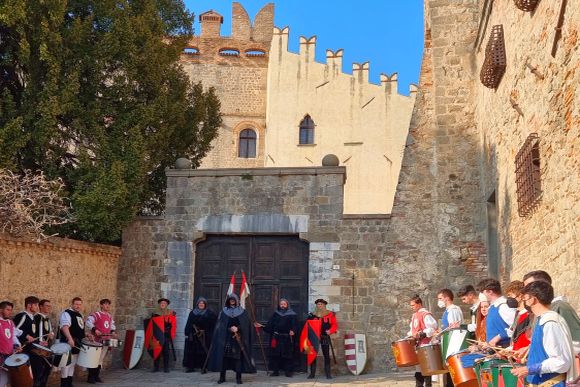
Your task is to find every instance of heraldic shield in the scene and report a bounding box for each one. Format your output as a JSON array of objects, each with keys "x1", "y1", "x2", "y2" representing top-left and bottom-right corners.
[
  {"x1": 144, "y1": 315, "x2": 176, "y2": 360},
  {"x1": 299, "y1": 319, "x2": 321, "y2": 365}
]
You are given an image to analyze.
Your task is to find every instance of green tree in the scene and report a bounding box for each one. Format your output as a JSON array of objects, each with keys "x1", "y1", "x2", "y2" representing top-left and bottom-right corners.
[{"x1": 0, "y1": 0, "x2": 221, "y2": 242}]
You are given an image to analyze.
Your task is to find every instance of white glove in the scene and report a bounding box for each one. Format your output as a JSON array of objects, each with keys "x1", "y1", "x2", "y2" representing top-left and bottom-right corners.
[{"x1": 467, "y1": 323, "x2": 476, "y2": 332}]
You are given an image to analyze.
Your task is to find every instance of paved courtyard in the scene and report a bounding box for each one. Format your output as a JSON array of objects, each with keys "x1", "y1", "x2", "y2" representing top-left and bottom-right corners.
[{"x1": 49, "y1": 369, "x2": 417, "y2": 386}]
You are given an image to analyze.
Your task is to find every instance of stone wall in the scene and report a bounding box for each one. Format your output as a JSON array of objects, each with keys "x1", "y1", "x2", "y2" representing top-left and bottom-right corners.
[
  {"x1": 474, "y1": 1, "x2": 580, "y2": 306},
  {"x1": 376, "y1": 0, "x2": 489, "y2": 370},
  {"x1": 117, "y1": 166, "x2": 401, "y2": 372},
  {"x1": 265, "y1": 28, "x2": 416, "y2": 214},
  {"x1": 0, "y1": 233, "x2": 121, "y2": 335}
]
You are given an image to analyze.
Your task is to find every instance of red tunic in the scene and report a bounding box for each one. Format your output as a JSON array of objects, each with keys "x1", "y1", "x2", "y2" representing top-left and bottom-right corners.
[
  {"x1": 0, "y1": 318, "x2": 15, "y2": 355},
  {"x1": 411, "y1": 309, "x2": 434, "y2": 345},
  {"x1": 512, "y1": 311, "x2": 531, "y2": 351}
]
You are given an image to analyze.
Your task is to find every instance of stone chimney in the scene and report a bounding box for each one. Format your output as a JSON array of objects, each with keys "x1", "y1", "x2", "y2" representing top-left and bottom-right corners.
[{"x1": 199, "y1": 10, "x2": 223, "y2": 38}]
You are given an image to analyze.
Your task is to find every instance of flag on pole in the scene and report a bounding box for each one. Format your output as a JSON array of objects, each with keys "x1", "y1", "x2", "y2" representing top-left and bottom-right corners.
[
  {"x1": 240, "y1": 271, "x2": 251, "y2": 309},
  {"x1": 227, "y1": 273, "x2": 236, "y2": 296}
]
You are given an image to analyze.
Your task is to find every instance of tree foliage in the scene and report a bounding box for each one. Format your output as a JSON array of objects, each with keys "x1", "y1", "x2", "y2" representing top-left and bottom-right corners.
[{"x1": 0, "y1": 0, "x2": 221, "y2": 242}]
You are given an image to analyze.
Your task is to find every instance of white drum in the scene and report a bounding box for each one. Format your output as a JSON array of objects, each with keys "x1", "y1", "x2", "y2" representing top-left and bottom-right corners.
[
  {"x1": 77, "y1": 339, "x2": 103, "y2": 369},
  {"x1": 50, "y1": 343, "x2": 72, "y2": 368}
]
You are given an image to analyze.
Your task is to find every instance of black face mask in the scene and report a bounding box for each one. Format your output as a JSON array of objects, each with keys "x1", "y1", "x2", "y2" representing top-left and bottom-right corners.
[{"x1": 506, "y1": 297, "x2": 519, "y2": 308}]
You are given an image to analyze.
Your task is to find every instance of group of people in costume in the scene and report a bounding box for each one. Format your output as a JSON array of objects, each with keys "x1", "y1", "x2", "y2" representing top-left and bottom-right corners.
[
  {"x1": 149, "y1": 294, "x2": 338, "y2": 384},
  {"x1": 0, "y1": 296, "x2": 117, "y2": 387},
  {"x1": 404, "y1": 270, "x2": 579, "y2": 387}
]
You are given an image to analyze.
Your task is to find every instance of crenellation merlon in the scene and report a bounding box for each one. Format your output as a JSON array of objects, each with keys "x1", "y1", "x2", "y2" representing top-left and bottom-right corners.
[
  {"x1": 380, "y1": 72, "x2": 398, "y2": 95},
  {"x1": 299, "y1": 36, "x2": 317, "y2": 62},
  {"x1": 353, "y1": 62, "x2": 370, "y2": 84}
]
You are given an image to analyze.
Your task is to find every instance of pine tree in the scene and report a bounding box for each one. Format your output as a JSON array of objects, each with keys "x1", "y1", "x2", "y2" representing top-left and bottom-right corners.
[{"x1": 0, "y1": 0, "x2": 221, "y2": 242}]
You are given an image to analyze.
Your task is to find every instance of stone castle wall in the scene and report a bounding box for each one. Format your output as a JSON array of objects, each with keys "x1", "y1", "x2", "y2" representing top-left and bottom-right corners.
[
  {"x1": 0, "y1": 233, "x2": 121, "y2": 330},
  {"x1": 474, "y1": 1, "x2": 579, "y2": 305},
  {"x1": 376, "y1": 0, "x2": 489, "y2": 369},
  {"x1": 265, "y1": 28, "x2": 416, "y2": 214}
]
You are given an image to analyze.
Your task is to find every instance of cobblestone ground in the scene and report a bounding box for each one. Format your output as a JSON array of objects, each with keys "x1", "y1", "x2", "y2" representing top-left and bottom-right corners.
[{"x1": 49, "y1": 369, "x2": 417, "y2": 386}]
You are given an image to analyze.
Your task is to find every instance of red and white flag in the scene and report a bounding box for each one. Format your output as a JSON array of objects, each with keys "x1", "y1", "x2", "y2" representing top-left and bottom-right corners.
[
  {"x1": 227, "y1": 273, "x2": 236, "y2": 296},
  {"x1": 240, "y1": 271, "x2": 251, "y2": 309}
]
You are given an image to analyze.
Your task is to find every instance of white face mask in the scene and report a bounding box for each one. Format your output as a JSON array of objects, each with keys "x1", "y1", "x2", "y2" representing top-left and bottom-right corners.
[{"x1": 437, "y1": 300, "x2": 446, "y2": 309}]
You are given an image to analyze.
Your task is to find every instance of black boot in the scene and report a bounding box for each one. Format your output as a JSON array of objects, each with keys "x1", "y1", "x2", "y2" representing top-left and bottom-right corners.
[
  {"x1": 415, "y1": 372, "x2": 425, "y2": 387},
  {"x1": 236, "y1": 372, "x2": 242, "y2": 384},
  {"x1": 95, "y1": 365, "x2": 103, "y2": 383},
  {"x1": 152, "y1": 358, "x2": 160, "y2": 372},
  {"x1": 307, "y1": 364, "x2": 316, "y2": 379},
  {"x1": 425, "y1": 375, "x2": 432, "y2": 387},
  {"x1": 68, "y1": 376, "x2": 74, "y2": 387},
  {"x1": 324, "y1": 364, "x2": 332, "y2": 379},
  {"x1": 60, "y1": 378, "x2": 67, "y2": 387},
  {"x1": 217, "y1": 371, "x2": 226, "y2": 384},
  {"x1": 87, "y1": 368, "x2": 96, "y2": 384}
]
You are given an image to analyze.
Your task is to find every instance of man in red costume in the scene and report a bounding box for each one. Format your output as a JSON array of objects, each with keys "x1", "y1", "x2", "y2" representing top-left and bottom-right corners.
[
  {"x1": 303, "y1": 298, "x2": 337, "y2": 380},
  {"x1": 85, "y1": 299, "x2": 117, "y2": 383},
  {"x1": 408, "y1": 295, "x2": 438, "y2": 387}
]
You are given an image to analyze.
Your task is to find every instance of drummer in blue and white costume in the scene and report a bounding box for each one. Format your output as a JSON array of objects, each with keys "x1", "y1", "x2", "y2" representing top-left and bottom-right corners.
[
  {"x1": 436, "y1": 289, "x2": 463, "y2": 387},
  {"x1": 511, "y1": 281, "x2": 577, "y2": 386},
  {"x1": 477, "y1": 278, "x2": 516, "y2": 348},
  {"x1": 437, "y1": 289, "x2": 463, "y2": 329}
]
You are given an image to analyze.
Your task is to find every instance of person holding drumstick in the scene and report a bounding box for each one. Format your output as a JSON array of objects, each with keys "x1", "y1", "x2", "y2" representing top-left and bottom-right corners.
[
  {"x1": 14, "y1": 296, "x2": 48, "y2": 387},
  {"x1": 408, "y1": 295, "x2": 438, "y2": 387},
  {"x1": 85, "y1": 299, "x2": 117, "y2": 384},
  {"x1": 59, "y1": 297, "x2": 86, "y2": 387},
  {"x1": 0, "y1": 301, "x2": 22, "y2": 387}
]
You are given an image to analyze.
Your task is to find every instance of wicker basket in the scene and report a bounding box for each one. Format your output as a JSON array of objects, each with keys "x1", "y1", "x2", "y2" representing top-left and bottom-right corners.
[
  {"x1": 480, "y1": 25, "x2": 506, "y2": 89},
  {"x1": 514, "y1": 0, "x2": 540, "y2": 12}
]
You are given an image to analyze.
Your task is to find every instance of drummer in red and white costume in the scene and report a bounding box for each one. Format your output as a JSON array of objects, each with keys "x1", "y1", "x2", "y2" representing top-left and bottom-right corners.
[
  {"x1": 0, "y1": 301, "x2": 22, "y2": 387},
  {"x1": 408, "y1": 295, "x2": 438, "y2": 387},
  {"x1": 85, "y1": 299, "x2": 117, "y2": 384}
]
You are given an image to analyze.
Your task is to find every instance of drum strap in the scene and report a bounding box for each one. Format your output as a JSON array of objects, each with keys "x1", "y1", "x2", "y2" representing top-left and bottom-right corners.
[{"x1": 528, "y1": 373, "x2": 565, "y2": 387}]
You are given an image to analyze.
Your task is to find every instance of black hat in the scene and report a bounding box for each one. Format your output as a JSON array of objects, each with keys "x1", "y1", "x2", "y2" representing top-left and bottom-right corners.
[
  {"x1": 158, "y1": 298, "x2": 171, "y2": 305},
  {"x1": 314, "y1": 299, "x2": 328, "y2": 305}
]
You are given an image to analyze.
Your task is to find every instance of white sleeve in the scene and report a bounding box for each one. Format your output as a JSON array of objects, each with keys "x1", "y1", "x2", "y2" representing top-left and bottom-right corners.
[
  {"x1": 423, "y1": 314, "x2": 438, "y2": 337},
  {"x1": 13, "y1": 326, "x2": 22, "y2": 344},
  {"x1": 540, "y1": 322, "x2": 573, "y2": 374},
  {"x1": 498, "y1": 304, "x2": 516, "y2": 327},
  {"x1": 59, "y1": 311, "x2": 72, "y2": 327},
  {"x1": 111, "y1": 318, "x2": 116, "y2": 331},
  {"x1": 85, "y1": 314, "x2": 96, "y2": 329},
  {"x1": 448, "y1": 307, "x2": 463, "y2": 324}
]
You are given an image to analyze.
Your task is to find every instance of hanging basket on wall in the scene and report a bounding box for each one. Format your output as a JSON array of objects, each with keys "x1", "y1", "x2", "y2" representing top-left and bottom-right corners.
[
  {"x1": 514, "y1": 0, "x2": 540, "y2": 12},
  {"x1": 480, "y1": 25, "x2": 506, "y2": 89}
]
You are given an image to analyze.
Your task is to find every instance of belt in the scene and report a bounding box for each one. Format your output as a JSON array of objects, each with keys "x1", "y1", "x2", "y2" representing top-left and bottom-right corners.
[{"x1": 529, "y1": 373, "x2": 566, "y2": 387}]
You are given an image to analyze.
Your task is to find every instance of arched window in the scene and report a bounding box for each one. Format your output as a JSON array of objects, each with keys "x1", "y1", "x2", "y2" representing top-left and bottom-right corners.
[
  {"x1": 299, "y1": 115, "x2": 315, "y2": 144},
  {"x1": 238, "y1": 129, "x2": 257, "y2": 158}
]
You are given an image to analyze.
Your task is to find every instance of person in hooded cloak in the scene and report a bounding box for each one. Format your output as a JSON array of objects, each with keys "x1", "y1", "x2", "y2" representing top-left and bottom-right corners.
[
  {"x1": 206, "y1": 294, "x2": 256, "y2": 384},
  {"x1": 183, "y1": 297, "x2": 217, "y2": 373},
  {"x1": 255, "y1": 298, "x2": 298, "y2": 377}
]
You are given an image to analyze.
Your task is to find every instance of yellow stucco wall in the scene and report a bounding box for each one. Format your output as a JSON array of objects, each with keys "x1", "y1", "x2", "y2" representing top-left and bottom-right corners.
[{"x1": 265, "y1": 28, "x2": 416, "y2": 214}]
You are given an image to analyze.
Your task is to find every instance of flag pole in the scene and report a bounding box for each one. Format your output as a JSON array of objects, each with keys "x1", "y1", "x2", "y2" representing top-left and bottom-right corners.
[{"x1": 242, "y1": 270, "x2": 270, "y2": 375}]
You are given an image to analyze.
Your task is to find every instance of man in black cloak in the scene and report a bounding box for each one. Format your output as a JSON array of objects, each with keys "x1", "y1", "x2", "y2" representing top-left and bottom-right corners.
[
  {"x1": 183, "y1": 297, "x2": 217, "y2": 373},
  {"x1": 256, "y1": 298, "x2": 298, "y2": 377},
  {"x1": 206, "y1": 293, "x2": 256, "y2": 384}
]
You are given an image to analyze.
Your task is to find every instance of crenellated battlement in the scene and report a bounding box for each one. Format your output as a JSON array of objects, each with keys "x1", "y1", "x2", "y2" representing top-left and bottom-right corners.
[
  {"x1": 272, "y1": 26, "x2": 415, "y2": 96},
  {"x1": 180, "y1": 2, "x2": 273, "y2": 65}
]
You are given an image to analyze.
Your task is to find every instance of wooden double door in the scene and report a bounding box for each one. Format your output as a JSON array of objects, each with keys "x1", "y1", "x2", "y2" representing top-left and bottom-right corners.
[{"x1": 194, "y1": 235, "x2": 309, "y2": 370}]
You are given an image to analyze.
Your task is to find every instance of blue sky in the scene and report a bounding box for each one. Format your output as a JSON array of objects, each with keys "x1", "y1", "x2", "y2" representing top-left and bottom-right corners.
[{"x1": 183, "y1": 1, "x2": 424, "y2": 95}]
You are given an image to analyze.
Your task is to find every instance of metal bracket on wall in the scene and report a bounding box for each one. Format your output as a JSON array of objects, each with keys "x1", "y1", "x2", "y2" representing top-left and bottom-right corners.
[{"x1": 551, "y1": 0, "x2": 568, "y2": 57}]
